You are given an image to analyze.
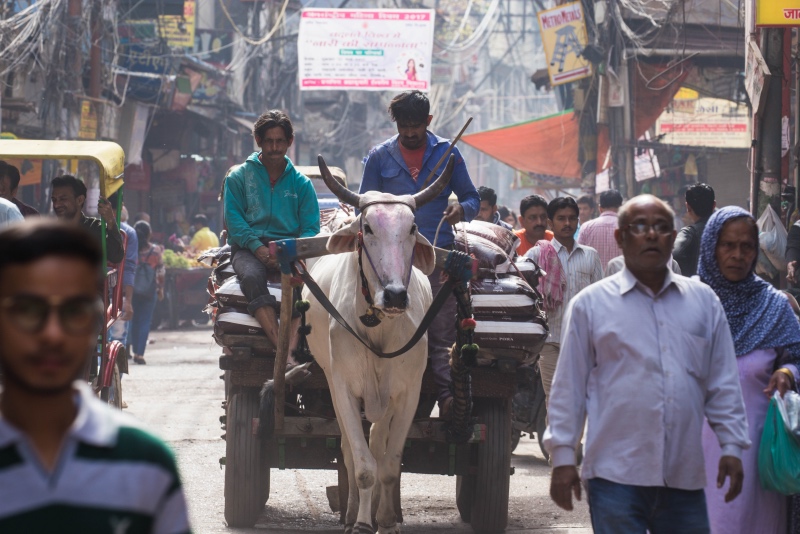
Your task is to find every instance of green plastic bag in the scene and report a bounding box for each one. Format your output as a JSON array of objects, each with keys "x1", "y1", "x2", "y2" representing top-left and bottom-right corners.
[{"x1": 758, "y1": 393, "x2": 800, "y2": 495}]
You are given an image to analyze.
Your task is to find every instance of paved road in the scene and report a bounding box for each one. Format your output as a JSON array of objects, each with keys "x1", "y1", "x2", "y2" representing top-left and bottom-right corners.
[{"x1": 122, "y1": 327, "x2": 591, "y2": 533}]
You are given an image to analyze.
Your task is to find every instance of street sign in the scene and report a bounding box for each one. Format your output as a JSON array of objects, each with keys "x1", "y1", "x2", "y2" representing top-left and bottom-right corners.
[
  {"x1": 756, "y1": 0, "x2": 800, "y2": 26},
  {"x1": 537, "y1": 1, "x2": 592, "y2": 86}
]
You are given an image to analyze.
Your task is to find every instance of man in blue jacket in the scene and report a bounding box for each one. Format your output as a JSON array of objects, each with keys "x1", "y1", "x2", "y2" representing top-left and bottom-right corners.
[
  {"x1": 224, "y1": 110, "x2": 320, "y2": 352},
  {"x1": 359, "y1": 91, "x2": 480, "y2": 417}
]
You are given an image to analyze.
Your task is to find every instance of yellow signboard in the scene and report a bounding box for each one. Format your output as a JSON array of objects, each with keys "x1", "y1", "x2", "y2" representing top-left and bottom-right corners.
[
  {"x1": 78, "y1": 100, "x2": 98, "y2": 140},
  {"x1": 756, "y1": 0, "x2": 800, "y2": 26},
  {"x1": 537, "y1": 1, "x2": 592, "y2": 86},
  {"x1": 159, "y1": 0, "x2": 196, "y2": 48}
]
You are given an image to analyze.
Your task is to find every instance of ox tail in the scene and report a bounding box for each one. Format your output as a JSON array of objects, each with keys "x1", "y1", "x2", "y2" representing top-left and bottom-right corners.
[{"x1": 258, "y1": 363, "x2": 313, "y2": 439}]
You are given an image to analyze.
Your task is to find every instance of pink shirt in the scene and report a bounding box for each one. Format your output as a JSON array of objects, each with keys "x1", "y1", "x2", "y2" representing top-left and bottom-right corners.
[{"x1": 577, "y1": 211, "x2": 621, "y2": 270}]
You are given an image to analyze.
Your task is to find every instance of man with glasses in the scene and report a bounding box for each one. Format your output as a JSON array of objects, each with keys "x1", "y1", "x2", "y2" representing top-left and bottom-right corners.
[
  {"x1": 358, "y1": 90, "x2": 480, "y2": 418},
  {"x1": 0, "y1": 219, "x2": 191, "y2": 533},
  {"x1": 545, "y1": 195, "x2": 748, "y2": 533},
  {"x1": 224, "y1": 110, "x2": 320, "y2": 355}
]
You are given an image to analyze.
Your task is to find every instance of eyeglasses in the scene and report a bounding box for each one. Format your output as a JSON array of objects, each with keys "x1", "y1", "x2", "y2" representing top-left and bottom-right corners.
[
  {"x1": 0, "y1": 295, "x2": 102, "y2": 335},
  {"x1": 624, "y1": 222, "x2": 673, "y2": 236}
]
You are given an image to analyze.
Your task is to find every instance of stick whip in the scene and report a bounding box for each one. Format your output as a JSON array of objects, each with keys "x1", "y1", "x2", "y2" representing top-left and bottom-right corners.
[{"x1": 419, "y1": 117, "x2": 473, "y2": 189}]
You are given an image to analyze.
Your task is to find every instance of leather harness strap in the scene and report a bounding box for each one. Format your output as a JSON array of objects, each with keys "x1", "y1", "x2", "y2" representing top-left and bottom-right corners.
[{"x1": 297, "y1": 265, "x2": 455, "y2": 359}]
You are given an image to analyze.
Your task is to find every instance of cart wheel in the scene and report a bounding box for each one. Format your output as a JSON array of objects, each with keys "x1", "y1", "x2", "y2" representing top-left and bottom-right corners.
[
  {"x1": 456, "y1": 474, "x2": 475, "y2": 523},
  {"x1": 469, "y1": 398, "x2": 511, "y2": 533},
  {"x1": 224, "y1": 389, "x2": 270, "y2": 527},
  {"x1": 100, "y1": 364, "x2": 123, "y2": 409}
]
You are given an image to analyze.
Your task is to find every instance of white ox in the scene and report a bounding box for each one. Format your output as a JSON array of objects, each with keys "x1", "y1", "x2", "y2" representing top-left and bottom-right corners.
[{"x1": 303, "y1": 156, "x2": 455, "y2": 534}]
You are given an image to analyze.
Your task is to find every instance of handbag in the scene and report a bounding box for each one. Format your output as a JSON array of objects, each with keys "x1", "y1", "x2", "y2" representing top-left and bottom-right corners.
[
  {"x1": 758, "y1": 390, "x2": 800, "y2": 495},
  {"x1": 133, "y1": 247, "x2": 157, "y2": 297}
]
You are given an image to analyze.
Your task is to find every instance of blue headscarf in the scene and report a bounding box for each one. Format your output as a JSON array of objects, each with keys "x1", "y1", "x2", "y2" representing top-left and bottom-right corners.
[{"x1": 699, "y1": 206, "x2": 800, "y2": 360}]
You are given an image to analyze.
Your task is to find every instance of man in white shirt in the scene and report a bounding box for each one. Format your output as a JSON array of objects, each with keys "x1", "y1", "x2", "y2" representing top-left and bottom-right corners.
[
  {"x1": 0, "y1": 197, "x2": 22, "y2": 228},
  {"x1": 525, "y1": 196, "x2": 602, "y2": 405},
  {"x1": 545, "y1": 195, "x2": 748, "y2": 533}
]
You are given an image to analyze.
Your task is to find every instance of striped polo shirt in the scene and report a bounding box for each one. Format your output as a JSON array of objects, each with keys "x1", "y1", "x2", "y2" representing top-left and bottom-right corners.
[{"x1": 0, "y1": 382, "x2": 191, "y2": 534}]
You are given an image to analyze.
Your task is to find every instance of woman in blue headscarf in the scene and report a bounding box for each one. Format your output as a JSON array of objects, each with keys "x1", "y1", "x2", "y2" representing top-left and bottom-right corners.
[{"x1": 699, "y1": 206, "x2": 800, "y2": 534}]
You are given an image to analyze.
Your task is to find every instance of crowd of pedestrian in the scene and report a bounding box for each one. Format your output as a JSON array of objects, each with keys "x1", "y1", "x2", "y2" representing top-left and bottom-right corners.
[{"x1": 3, "y1": 90, "x2": 800, "y2": 534}]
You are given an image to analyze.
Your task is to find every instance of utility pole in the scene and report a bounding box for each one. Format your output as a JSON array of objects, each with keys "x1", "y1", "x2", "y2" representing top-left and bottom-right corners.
[{"x1": 755, "y1": 28, "x2": 784, "y2": 216}]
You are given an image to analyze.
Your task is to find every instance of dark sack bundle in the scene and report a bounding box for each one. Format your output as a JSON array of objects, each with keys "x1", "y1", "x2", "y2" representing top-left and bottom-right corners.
[
  {"x1": 213, "y1": 261, "x2": 237, "y2": 286},
  {"x1": 471, "y1": 277, "x2": 542, "y2": 322},
  {"x1": 215, "y1": 277, "x2": 283, "y2": 309},
  {"x1": 214, "y1": 312, "x2": 265, "y2": 336},
  {"x1": 503, "y1": 257, "x2": 545, "y2": 289},
  {"x1": 198, "y1": 244, "x2": 231, "y2": 267},
  {"x1": 473, "y1": 321, "x2": 548, "y2": 354},
  {"x1": 454, "y1": 233, "x2": 510, "y2": 270},
  {"x1": 457, "y1": 220, "x2": 519, "y2": 258}
]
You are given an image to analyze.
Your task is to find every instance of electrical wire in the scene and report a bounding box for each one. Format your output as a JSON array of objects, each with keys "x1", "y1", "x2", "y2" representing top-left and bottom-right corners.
[{"x1": 217, "y1": 0, "x2": 290, "y2": 46}]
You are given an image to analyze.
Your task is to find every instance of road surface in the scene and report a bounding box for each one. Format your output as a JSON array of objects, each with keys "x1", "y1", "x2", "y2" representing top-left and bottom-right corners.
[{"x1": 122, "y1": 327, "x2": 591, "y2": 533}]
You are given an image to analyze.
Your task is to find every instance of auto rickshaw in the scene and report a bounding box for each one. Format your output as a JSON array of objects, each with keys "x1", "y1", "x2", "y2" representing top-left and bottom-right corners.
[{"x1": 0, "y1": 140, "x2": 128, "y2": 407}]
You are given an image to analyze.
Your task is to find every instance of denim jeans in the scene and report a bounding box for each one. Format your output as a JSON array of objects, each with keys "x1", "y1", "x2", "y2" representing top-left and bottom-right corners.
[
  {"x1": 427, "y1": 265, "x2": 457, "y2": 403},
  {"x1": 131, "y1": 293, "x2": 158, "y2": 356},
  {"x1": 587, "y1": 478, "x2": 710, "y2": 534},
  {"x1": 231, "y1": 243, "x2": 279, "y2": 315}
]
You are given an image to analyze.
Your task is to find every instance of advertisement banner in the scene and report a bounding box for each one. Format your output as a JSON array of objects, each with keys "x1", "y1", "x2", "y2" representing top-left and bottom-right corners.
[
  {"x1": 655, "y1": 95, "x2": 751, "y2": 149},
  {"x1": 158, "y1": 0, "x2": 196, "y2": 48},
  {"x1": 537, "y1": 1, "x2": 592, "y2": 86},
  {"x1": 757, "y1": 0, "x2": 800, "y2": 26},
  {"x1": 298, "y1": 8, "x2": 435, "y2": 92},
  {"x1": 79, "y1": 100, "x2": 98, "y2": 140}
]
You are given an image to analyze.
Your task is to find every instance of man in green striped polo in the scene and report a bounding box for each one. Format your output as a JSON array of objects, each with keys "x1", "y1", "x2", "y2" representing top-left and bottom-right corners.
[{"x1": 0, "y1": 219, "x2": 191, "y2": 534}]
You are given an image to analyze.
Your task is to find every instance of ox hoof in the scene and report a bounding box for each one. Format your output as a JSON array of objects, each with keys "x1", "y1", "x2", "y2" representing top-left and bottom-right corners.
[
  {"x1": 378, "y1": 523, "x2": 399, "y2": 534},
  {"x1": 352, "y1": 522, "x2": 375, "y2": 534}
]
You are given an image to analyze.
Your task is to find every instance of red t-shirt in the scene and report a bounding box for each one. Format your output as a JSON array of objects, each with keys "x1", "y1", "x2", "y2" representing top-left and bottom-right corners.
[
  {"x1": 398, "y1": 143, "x2": 426, "y2": 181},
  {"x1": 515, "y1": 228, "x2": 553, "y2": 255}
]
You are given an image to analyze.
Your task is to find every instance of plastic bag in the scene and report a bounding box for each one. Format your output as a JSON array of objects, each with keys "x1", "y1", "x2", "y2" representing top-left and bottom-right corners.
[
  {"x1": 756, "y1": 205, "x2": 788, "y2": 272},
  {"x1": 758, "y1": 391, "x2": 800, "y2": 495}
]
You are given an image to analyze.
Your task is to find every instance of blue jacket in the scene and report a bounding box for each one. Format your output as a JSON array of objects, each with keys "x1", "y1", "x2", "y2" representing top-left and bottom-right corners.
[
  {"x1": 359, "y1": 132, "x2": 479, "y2": 247},
  {"x1": 224, "y1": 154, "x2": 321, "y2": 253},
  {"x1": 120, "y1": 222, "x2": 138, "y2": 289}
]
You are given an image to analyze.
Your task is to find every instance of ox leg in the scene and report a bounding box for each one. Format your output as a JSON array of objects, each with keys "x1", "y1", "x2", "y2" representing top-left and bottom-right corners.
[
  {"x1": 374, "y1": 391, "x2": 417, "y2": 534},
  {"x1": 333, "y1": 381, "x2": 377, "y2": 531},
  {"x1": 340, "y1": 429, "x2": 360, "y2": 529}
]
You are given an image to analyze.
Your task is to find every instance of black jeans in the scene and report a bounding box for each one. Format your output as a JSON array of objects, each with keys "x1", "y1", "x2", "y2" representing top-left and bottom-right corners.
[
  {"x1": 231, "y1": 242, "x2": 279, "y2": 315},
  {"x1": 427, "y1": 264, "x2": 457, "y2": 403}
]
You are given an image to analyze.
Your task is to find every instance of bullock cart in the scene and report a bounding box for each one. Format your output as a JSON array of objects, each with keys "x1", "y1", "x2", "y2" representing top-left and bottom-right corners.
[{"x1": 218, "y1": 234, "x2": 527, "y2": 534}]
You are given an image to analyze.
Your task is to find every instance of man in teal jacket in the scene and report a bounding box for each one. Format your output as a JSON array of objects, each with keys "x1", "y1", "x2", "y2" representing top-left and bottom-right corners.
[{"x1": 224, "y1": 110, "x2": 320, "y2": 351}]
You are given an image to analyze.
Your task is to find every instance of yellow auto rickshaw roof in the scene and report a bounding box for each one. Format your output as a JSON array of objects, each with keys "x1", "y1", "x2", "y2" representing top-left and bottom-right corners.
[{"x1": 0, "y1": 140, "x2": 125, "y2": 196}]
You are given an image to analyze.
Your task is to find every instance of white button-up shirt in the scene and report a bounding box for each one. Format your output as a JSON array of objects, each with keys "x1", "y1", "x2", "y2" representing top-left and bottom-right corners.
[
  {"x1": 544, "y1": 267, "x2": 749, "y2": 490},
  {"x1": 525, "y1": 238, "x2": 603, "y2": 343}
]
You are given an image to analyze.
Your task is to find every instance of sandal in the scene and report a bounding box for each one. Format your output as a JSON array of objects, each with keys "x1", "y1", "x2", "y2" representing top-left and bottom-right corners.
[{"x1": 133, "y1": 355, "x2": 146, "y2": 365}]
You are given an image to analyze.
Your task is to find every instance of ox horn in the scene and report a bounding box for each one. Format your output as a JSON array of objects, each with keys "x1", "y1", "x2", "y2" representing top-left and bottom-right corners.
[
  {"x1": 412, "y1": 154, "x2": 455, "y2": 209},
  {"x1": 318, "y1": 155, "x2": 361, "y2": 208}
]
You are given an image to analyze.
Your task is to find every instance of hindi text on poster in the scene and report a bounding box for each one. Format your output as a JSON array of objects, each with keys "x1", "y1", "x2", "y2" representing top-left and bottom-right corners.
[{"x1": 298, "y1": 8, "x2": 434, "y2": 92}]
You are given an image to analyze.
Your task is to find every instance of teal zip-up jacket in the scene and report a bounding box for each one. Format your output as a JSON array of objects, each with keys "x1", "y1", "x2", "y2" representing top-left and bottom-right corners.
[{"x1": 224, "y1": 153, "x2": 321, "y2": 253}]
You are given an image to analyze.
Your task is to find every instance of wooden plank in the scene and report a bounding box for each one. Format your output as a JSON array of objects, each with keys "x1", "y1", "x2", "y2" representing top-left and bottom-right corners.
[
  {"x1": 275, "y1": 417, "x2": 484, "y2": 444},
  {"x1": 274, "y1": 274, "x2": 293, "y2": 431}
]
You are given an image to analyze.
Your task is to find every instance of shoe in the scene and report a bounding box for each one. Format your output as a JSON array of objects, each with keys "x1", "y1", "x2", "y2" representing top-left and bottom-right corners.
[
  {"x1": 121, "y1": 401, "x2": 128, "y2": 409},
  {"x1": 133, "y1": 355, "x2": 146, "y2": 365}
]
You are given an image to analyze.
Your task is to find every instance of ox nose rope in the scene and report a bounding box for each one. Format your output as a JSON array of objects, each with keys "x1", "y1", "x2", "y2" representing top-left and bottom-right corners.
[
  {"x1": 357, "y1": 217, "x2": 416, "y2": 328},
  {"x1": 294, "y1": 250, "x2": 473, "y2": 360}
]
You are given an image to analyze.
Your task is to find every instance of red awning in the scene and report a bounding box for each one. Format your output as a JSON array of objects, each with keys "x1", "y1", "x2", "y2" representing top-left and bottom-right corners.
[
  {"x1": 462, "y1": 62, "x2": 690, "y2": 184},
  {"x1": 462, "y1": 110, "x2": 583, "y2": 181}
]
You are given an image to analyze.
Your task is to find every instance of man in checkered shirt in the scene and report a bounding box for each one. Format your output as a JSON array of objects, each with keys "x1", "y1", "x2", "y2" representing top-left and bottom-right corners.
[{"x1": 577, "y1": 190, "x2": 623, "y2": 271}]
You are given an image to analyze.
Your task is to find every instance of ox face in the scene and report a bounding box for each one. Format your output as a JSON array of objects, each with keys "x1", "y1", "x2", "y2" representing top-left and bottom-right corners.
[{"x1": 360, "y1": 203, "x2": 418, "y2": 316}]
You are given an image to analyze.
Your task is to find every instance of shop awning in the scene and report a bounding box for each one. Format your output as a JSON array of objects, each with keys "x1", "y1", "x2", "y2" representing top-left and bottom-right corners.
[
  {"x1": 462, "y1": 110, "x2": 583, "y2": 181},
  {"x1": 462, "y1": 62, "x2": 689, "y2": 184}
]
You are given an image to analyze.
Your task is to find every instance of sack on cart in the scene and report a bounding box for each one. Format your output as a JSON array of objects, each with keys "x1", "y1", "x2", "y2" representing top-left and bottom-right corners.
[
  {"x1": 455, "y1": 220, "x2": 519, "y2": 258},
  {"x1": 215, "y1": 277, "x2": 283, "y2": 309},
  {"x1": 471, "y1": 277, "x2": 542, "y2": 323}
]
